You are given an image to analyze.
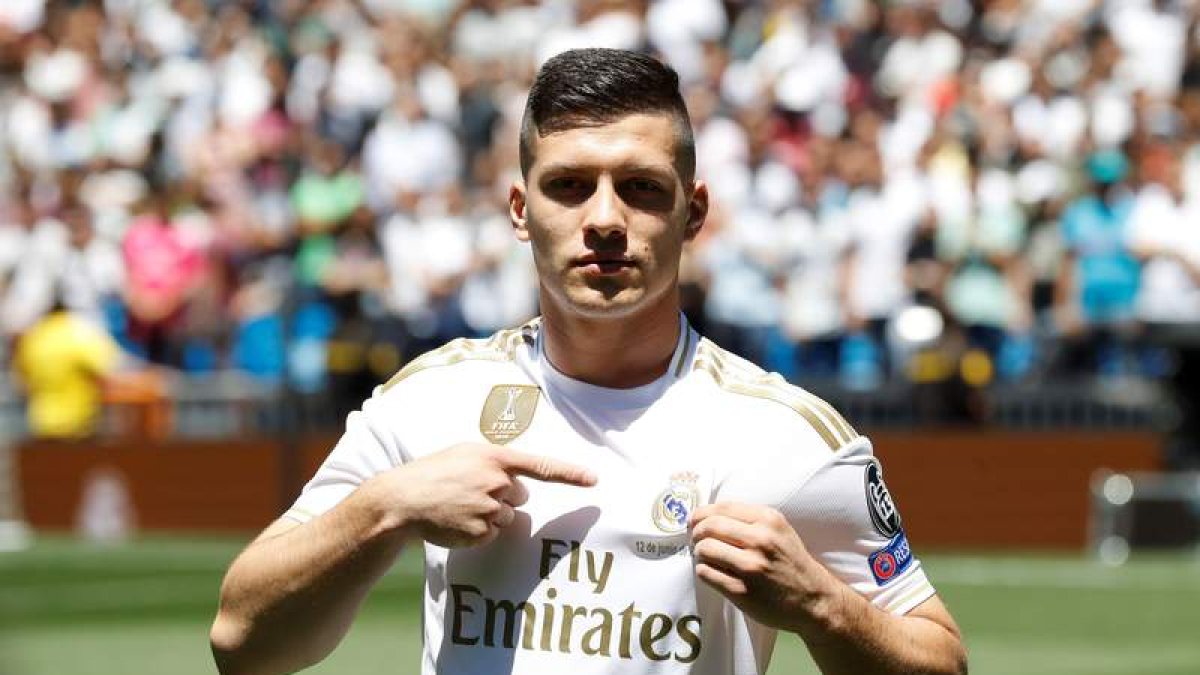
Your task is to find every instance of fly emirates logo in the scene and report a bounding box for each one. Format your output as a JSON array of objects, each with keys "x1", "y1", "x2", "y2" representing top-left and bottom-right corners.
[{"x1": 449, "y1": 538, "x2": 703, "y2": 663}]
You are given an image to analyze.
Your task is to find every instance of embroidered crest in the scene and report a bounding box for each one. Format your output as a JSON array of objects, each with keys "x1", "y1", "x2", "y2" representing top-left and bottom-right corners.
[
  {"x1": 479, "y1": 385, "x2": 540, "y2": 444},
  {"x1": 652, "y1": 471, "x2": 700, "y2": 533},
  {"x1": 865, "y1": 460, "x2": 902, "y2": 538}
]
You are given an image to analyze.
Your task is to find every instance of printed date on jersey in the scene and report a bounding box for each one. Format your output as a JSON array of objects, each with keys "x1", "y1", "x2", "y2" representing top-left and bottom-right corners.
[{"x1": 449, "y1": 538, "x2": 703, "y2": 663}]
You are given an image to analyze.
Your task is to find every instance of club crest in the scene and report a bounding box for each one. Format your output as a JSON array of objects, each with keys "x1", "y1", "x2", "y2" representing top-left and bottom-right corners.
[
  {"x1": 652, "y1": 471, "x2": 700, "y2": 533},
  {"x1": 479, "y1": 385, "x2": 540, "y2": 444}
]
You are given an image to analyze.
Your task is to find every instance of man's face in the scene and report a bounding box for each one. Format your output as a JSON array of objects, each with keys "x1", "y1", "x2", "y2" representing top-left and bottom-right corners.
[{"x1": 510, "y1": 113, "x2": 707, "y2": 320}]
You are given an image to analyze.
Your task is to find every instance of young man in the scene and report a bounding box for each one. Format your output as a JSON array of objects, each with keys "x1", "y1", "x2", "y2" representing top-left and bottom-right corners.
[{"x1": 211, "y1": 49, "x2": 967, "y2": 675}]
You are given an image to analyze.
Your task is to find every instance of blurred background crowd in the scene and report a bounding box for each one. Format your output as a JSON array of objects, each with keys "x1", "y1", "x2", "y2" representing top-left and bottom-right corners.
[{"x1": 2, "y1": 0, "x2": 1200, "y2": 450}]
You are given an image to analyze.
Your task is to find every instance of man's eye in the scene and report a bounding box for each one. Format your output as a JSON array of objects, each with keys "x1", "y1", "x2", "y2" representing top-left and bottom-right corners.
[
  {"x1": 629, "y1": 178, "x2": 663, "y2": 193},
  {"x1": 549, "y1": 177, "x2": 587, "y2": 191}
]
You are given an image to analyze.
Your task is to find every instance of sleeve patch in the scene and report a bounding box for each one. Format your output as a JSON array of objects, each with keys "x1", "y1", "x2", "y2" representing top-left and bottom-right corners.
[
  {"x1": 865, "y1": 460, "x2": 902, "y2": 537},
  {"x1": 869, "y1": 531, "x2": 914, "y2": 586}
]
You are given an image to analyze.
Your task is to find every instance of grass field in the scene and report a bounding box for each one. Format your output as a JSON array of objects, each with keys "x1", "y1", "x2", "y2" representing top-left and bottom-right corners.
[{"x1": 1, "y1": 536, "x2": 1198, "y2": 674}]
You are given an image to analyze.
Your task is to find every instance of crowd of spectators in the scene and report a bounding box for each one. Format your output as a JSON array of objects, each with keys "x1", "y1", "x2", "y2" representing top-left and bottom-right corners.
[{"x1": 4, "y1": 0, "x2": 1200, "y2": 434}]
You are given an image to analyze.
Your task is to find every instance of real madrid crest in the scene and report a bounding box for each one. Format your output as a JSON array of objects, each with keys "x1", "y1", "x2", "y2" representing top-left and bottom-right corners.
[
  {"x1": 479, "y1": 385, "x2": 540, "y2": 444},
  {"x1": 652, "y1": 471, "x2": 701, "y2": 533}
]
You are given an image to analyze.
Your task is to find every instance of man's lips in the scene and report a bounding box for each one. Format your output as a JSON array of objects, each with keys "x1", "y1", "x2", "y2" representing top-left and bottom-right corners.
[{"x1": 571, "y1": 256, "x2": 636, "y2": 274}]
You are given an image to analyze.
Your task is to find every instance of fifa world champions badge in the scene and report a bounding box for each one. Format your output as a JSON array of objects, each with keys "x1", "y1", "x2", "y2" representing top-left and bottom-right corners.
[
  {"x1": 479, "y1": 385, "x2": 540, "y2": 444},
  {"x1": 652, "y1": 472, "x2": 700, "y2": 533}
]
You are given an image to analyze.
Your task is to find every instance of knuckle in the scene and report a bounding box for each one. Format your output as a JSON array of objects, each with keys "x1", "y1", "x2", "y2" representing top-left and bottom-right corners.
[
  {"x1": 482, "y1": 469, "x2": 510, "y2": 492},
  {"x1": 766, "y1": 509, "x2": 788, "y2": 529},
  {"x1": 743, "y1": 554, "x2": 769, "y2": 576},
  {"x1": 720, "y1": 575, "x2": 748, "y2": 596},
  {"x1": 744, "y1": 528, "x2": 770, "y2": 550},
  {"x1": 465, "y1": 520, "x2": 491, "y2": 538},
  {"x1": 497, "y1": 505, "x2": 515, "y2": 526}
]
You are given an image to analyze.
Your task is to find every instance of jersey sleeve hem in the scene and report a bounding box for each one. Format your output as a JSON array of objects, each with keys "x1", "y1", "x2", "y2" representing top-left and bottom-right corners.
[
  {"x1": 880, "y1": 578, "x2": 937, "y2": 615},
  {"x1": 281, "y1": 507, "x2": 317, "y2": 524}
]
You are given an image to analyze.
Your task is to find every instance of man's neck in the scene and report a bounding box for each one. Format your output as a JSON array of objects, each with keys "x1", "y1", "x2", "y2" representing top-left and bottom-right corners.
[{"x1": 539, "y1": 293, "x2": 683, "y2": 389}]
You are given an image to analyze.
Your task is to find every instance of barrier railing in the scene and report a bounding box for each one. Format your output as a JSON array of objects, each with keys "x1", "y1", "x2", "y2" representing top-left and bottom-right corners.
[{"x1": 0, "y1": 373, "x2": 1171, "y2": 438}]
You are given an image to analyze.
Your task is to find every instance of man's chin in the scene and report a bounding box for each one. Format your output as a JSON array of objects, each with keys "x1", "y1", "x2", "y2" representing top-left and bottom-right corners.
[{"x1": 557, "y1": 287, "x2": 645, "y2": 319}]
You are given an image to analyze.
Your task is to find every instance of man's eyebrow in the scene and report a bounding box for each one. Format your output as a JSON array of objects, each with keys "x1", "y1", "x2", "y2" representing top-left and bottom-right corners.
[{"x1": 537, "y1": 161, "x2": 676, "y2": 176}]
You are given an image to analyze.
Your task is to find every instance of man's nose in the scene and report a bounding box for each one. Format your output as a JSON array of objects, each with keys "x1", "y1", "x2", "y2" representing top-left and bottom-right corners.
[{"x1": 583, "y1": 177, "x2": 626, "y2": 238}]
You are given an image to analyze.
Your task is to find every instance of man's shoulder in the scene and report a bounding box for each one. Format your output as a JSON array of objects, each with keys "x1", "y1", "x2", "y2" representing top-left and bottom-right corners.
[
  {"x1": 380, "y1": 320, "x2": 540, "y2": 394},
  {"x1": 688, "y1": 338, "x2": 858, "y2": 453}
]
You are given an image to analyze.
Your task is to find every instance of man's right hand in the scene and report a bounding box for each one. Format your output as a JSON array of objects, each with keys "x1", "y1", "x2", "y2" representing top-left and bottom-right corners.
[{"x1": 363, "y1": 443, "x2": 597, "y2": 548}]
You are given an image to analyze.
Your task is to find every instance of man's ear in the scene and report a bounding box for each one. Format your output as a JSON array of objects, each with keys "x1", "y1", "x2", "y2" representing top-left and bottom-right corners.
[
  {"x1": 684, "y1": 180, "x2": 709, "y2": 241},
  {"x1": 510, "y1": 180, "x2": 530, "y2": 242}
]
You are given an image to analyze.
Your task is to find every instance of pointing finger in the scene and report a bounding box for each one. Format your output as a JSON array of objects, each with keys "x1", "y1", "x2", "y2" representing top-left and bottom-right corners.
[{"x1": 496, "y1": 450, "x2": 597, "y2": 487}]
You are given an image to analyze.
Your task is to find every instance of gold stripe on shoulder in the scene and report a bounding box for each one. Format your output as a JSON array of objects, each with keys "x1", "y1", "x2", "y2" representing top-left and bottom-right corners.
[
  {"x1": 697, "y1": 341, "x2": 856, "y2": 446},
  {"x1": 693, "y1": 346, "x2": 842, "y2": 452},
  {"x1": 381, "y1": 328, "x2": 524, "y2": 392},
  {"x1": 759, "y1": 372, "x2": 855, "y2": 445},
  {"x1": 795, "y1": 387, "x2": 857, "y2": 441}
]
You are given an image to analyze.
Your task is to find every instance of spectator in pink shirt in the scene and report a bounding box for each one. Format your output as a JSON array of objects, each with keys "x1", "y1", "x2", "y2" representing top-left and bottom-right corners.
[{"x1": 121, "y1": 190, "x2": 207, "y2": 364}]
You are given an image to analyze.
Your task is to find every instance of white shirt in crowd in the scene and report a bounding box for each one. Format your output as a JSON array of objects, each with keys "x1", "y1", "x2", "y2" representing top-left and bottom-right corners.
[
  {"x1": 1126, "y1": 183, "x2": 1200, "y2": 323},
  {"x1": 780, "y1": 205, "x2": 851, "y2": 341},
  {"x1": 846, "y1": 179, "x2": 922, "y2": 322},
  {"x1": 460, "y1": 211, "x2": 537, "y2": 335},
  {"x1": 363, "y1": 109, "x2": 463, "y2": 212}
]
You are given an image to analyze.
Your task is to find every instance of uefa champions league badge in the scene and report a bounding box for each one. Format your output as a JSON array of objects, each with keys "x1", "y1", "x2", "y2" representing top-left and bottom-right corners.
[
  {"x1": 651, "y1": 471, "x2": 700, "y2": 534},
  {"x1": 868, "y1": 531, "x2": 913, "y2": 586}
]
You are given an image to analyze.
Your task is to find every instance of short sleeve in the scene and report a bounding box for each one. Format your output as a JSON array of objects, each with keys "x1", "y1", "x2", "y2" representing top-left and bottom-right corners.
[
  {"x1": 284, "y1": 386, "x2": 405, "y2": 523},
  {"x1": 775, "y1": 437, "x2": 936, "y2": 616}
]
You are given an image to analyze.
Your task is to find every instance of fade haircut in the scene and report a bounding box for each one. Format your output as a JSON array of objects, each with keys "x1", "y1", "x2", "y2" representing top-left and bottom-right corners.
[{"x1": 519, "y1": 48, "x2": 696, "y2": 183}]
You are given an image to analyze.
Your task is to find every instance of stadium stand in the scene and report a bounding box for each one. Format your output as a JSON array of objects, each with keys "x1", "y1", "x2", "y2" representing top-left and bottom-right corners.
[{"x1": 1, "y1": 0, "x2": 1198, "y2": 468}]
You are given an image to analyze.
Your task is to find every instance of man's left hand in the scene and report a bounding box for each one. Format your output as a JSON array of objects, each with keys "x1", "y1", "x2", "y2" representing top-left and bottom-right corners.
[{"x1": 689, "y1": 502, "x2": 839, "y2": 635}]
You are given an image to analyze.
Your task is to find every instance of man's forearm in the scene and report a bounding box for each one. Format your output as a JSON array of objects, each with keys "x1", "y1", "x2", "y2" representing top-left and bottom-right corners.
[
  {"x1": 798, "y1": 581, "x2": 967, "y2": 675},
  {"x1": 210, "y1": 481, "x2": 409, "y2": 675}
]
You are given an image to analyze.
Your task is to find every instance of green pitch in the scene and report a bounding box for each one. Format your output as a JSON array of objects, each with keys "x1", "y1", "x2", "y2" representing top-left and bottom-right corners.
[{"x1": 1, "y1": 536, "x2": 1198, "y2": 674}]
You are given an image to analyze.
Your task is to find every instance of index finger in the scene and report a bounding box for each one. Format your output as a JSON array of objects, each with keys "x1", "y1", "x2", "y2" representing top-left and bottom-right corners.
[{"x1": 496, "y1": 450, "x2": 597, "y2": 487}]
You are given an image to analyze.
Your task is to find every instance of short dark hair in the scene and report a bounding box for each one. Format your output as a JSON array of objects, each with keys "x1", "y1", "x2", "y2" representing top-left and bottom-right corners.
[{"x1": 519, "y1": 48, "x2": 695, "y2": 182}]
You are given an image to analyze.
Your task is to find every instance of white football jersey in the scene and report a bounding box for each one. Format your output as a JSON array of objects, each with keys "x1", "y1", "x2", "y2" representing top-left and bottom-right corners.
[{"x1": 285, "y1": 315, "x2": 936, "y2": 674}]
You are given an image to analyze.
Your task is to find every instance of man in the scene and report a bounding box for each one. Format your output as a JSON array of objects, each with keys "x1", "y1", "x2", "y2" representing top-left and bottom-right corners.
[
  {"x1": 13, "y1": 288, "x2": 123, "y2": 438},
  {"x1": 211, "y1": 49, "x2": 967, "y2": 675}
]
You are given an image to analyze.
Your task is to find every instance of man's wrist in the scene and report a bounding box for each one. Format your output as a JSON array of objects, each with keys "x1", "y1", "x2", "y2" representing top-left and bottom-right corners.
[
  {"x1": 353, "y1": 474, "x2": 416, "y2": 543},
  {"x1": 789, "y1": 571, "x2": 863, "y2": 644}
]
